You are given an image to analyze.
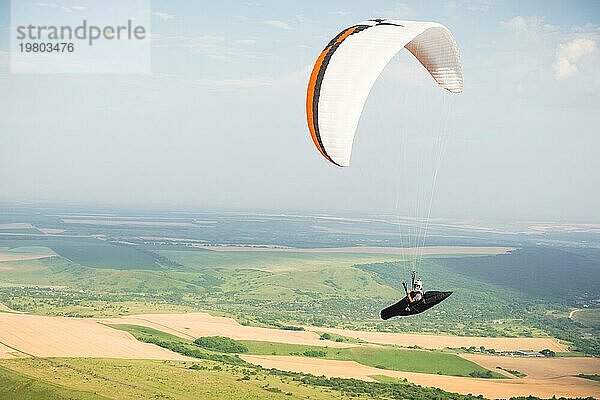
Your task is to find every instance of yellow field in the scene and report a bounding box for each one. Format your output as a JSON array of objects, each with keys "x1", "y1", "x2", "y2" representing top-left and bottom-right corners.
[
  {"x1": 102, "y1": 312, "x2": 565, "y2": 352},
  {"x1": 309, "y1": 327, "x2": 568, "y2": 352},
  {"x1": 242, "y1": 354, "x2": 600, "y2": 399},
  {"x1": 1, "y1": 311, "x2": 598, "y2": 399},
  {"x1": 0, "y1": 313, "x2": 191, "y2": 360},
  {"x1": 99, "y1": 313, "x2": 353, "y2": 348},
  {"x1": 0, "y1": 253, "x2": 54, "y2": 263},
  {"x1": 0, "y1": 342, "x2": 20, "y2": 359},
  {"x1": 461, "y1": 353, "x2": 600, "y2": 379}
]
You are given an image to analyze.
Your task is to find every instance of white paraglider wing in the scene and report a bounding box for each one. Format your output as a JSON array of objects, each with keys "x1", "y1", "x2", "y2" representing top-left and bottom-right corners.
[{"x1": 306, "y1": 20, "x2": 463, "y2": 167}]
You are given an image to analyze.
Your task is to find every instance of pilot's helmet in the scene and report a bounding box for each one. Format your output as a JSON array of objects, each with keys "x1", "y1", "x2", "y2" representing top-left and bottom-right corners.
[{"x1": 414, "y1": 278, "x2": 423, "y2": 290}]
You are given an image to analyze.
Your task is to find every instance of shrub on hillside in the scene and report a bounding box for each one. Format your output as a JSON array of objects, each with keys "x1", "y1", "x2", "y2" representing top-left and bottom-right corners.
[
  {"x1": 468, "y1": 370, "x2": 493, "y2": 378},
  {"x1": 280, "y1": 325, "x2": 305, "y2": 331},
  {"x1": 303, "y1": 349, "x2": 327, "y2": 357},
  {"x1": 193, "y1": 336, "x2": 249, "y2": 353}
]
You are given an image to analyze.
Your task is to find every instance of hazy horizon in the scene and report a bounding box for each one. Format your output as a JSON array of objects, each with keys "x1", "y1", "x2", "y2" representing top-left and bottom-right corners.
[{"x1": 1, "y1": 0, "x2": 599, "y2": 221}]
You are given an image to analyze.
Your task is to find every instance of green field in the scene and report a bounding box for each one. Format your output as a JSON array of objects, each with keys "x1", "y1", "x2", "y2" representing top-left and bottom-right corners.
[
  {"x1": 0, "y1": 238, "x2": 162, "y2": 270},
  {"x1": 496, "y1": 366, "x2": 527, "y2": 378},
  {"x1": 109, "y1": 324, "x2": 179, "y2": 341},
  {"x1": 242, "y1": 340, "x2": 505, "y2": 377}
]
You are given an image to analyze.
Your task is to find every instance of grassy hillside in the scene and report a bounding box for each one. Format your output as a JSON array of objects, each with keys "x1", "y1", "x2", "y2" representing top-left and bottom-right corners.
[
  {"x1": 159, "y1": 249, "x2": 406, "y2": 272},
  {"x1": 0, "y1": 365, "x2": 107, "y2": 400},
  {"x1": 440, "y1": 247, "x2": 600, "y2": 305},
  {"x1": 0, "y1": 357, "x2": 479, "y2": 400},
  {"x1": 573, "y1": 308, "x2": 600, "y2": 330},
  {"x1": 0, "y1": 358, "x2": 337, "y2": 400},
  {"x1": 1, "y1": 238, "x2": 598, "y2": 354}
]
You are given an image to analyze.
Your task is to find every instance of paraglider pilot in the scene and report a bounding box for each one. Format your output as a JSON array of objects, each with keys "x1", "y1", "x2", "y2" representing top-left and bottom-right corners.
[
  {"x1": 380, "y1": 269, "x2": 452, "y2": 319},
  {"x1": 403, "y1": 271, "x2": 424, "y2": 311}
]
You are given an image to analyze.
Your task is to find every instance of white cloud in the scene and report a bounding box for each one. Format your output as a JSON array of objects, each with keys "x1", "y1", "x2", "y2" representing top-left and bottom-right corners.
[
  {"x1": 188, "y1": 64, "x2": 311, "y2": 89},
  {"x1": 236, "y1": 39, "x2": 256, "y2": 45},
  {"x1": 373, "y1": 4, "x2": 415, "y2": 19},
  {"x1": 465, "y1": 0, "x2": 502, "y2": 12},
  {"x1": 153, "y1": 11, "x2": 175, "y2": 21},
  {"x1": 35, "y1": 3, "x2": 86, "y2": 12},
  {"x1": 263, "y1": 20, "x2": 291, "y2": 30},
  {"x1": 145, "y1": 72, "x2": 262, "y2": 90},
  {"x1": 180, "y1": 34, "x2": 226, "y2": 49},
  {"x1": 210, "y1": 77, "x2": 273, "y2": 88},
  {"x1": 499, "y1": 15, "x2": 600, "y2": 81},
  {"x1": 500, "y1": 15, "x2": 559, "y2": 36},
  {"x1": 552, "y1": 38, "x2": 596, "y2": 80},
  {"x1": 501, "y1": 15, "x2": 534, "y2": 31},
  {"x1": 153, "y1": 35, "x2": 245, "y2": 61},
  {"x1": 295, "y1": 14, "x2": 309, "y2": 23},
  {"x1": 36, "y1": 2, "x2": 58, "y2": 8}
]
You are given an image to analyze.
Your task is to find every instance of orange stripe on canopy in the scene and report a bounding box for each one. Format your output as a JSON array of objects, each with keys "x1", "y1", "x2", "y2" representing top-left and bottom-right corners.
[
  {"x1": 306, "y1": 26, "x2": 358, "y2": 163},
  {"x1": 306, "y1": 48, "x2": 330, "y2": 159}
]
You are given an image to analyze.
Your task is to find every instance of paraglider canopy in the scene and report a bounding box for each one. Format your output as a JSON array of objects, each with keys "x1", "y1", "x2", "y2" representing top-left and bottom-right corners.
[
  {"x1": 306, "y1": 19, "x2": 463, "y2": 167},
  {"x1": 305, "y1": 19, "x2": 462, "y2": 319}
]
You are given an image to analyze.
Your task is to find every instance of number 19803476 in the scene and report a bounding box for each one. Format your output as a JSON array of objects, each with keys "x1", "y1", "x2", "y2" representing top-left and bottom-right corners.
[{"x1": 19, "y1": 42, "x2": 74, "y2": 52}]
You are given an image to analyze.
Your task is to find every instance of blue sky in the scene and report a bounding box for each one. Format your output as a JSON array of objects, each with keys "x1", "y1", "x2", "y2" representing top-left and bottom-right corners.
[{"x1": 0, "y1": 1, "x2": 599, "y2": 221}]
